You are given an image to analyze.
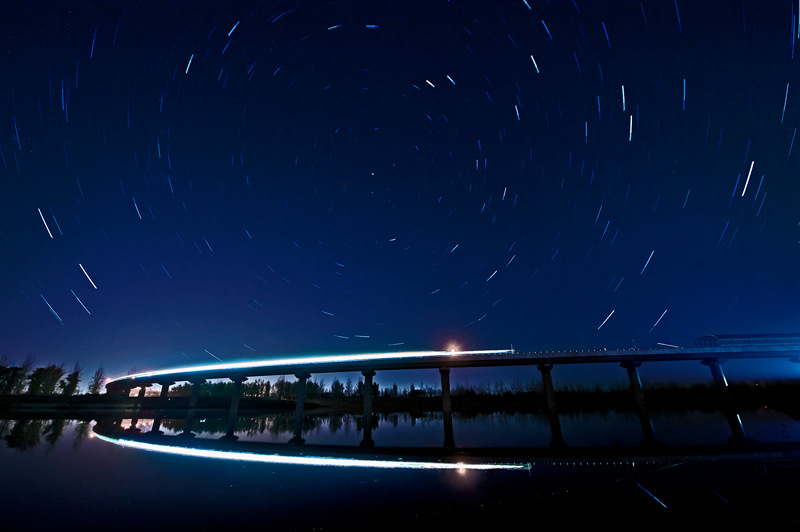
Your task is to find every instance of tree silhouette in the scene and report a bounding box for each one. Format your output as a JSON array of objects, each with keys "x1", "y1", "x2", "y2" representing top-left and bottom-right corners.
[
  {"x1": 1, "y1": 355, "x2": 36, "y2": 394},
  {"x1": 304, "y1": 379, "x2": 322, "y2": 399},
  {"x1": 0, "y1": 366, "x2": 26, "y2": 395},
  {"x1": 27, "y1": 364, "x2": 65, "y2": 395},
  {"x1": 5, "y1": 419, "x2": 43, "y2": 450},
  {"x1": 273, "y1": 376, "x2": 293, "y2": 400},
  {"x1": 73, "y1": 421, "x2": 91, "y2": 451},
  {"x1": 43, "y1": 419, "x2": 66, "y2": 446},
  {"x1": 87, "y1": 365, "x2": 105, "y2": 394},
  {"x1": 330, "y1": 378, "x2": 345, "y2": 398},
  {"x1": 59, "y1": 362, "x2": 82, "y2": 396}
]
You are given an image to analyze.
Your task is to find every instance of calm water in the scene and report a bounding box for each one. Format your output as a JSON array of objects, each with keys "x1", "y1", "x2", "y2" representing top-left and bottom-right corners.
[{"x1": 2, "y1": 408, "x2": 800, "y2": 530}]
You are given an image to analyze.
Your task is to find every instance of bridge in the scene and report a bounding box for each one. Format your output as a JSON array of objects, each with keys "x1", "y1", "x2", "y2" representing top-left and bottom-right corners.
[{"x1": 105, "y1": 334, "x2": 800, "y2": 449}]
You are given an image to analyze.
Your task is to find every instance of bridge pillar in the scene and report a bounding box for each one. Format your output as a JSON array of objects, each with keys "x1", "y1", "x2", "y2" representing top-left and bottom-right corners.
[
  {"x1": 225, "y1": 376, "x2": 247, "y2": 440},
  {"x1": 291, "y1": 373, "x2": 311, "y2": 444},
  {"x1": 702, "y1": 359, "x2": 747, "y2": 444},
  {"x1": 620, "y1": 361, "x2": 658, "y2": 446},
  {"x1": 188, "y1": 379, "x2": 205, "y2": 409},
  {"x1": 136, "y1": 384, "x2": 150, "y2": 399},
  {"x1": 538, "y1": 363, "x2": 566, "y2": 448},
  {"x1": 158, "y1": 381, "x2": 174, "y2": 401},
  {"x1": 439, "y1": 368, "x2": 455, "y2": 448},
  {"x1": 361, "y1": 370, "x2": 376, "y2": 448},
  {"x1": 180, "y1": 408, "x2": 196, "y2": 438},
  {"x1": 439, "y1": 368, "x2": 456, "y2": 449}
]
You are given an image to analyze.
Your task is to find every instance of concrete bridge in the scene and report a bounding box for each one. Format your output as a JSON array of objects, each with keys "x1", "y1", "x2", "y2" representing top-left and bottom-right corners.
[{"x1": 105, "y1": 334, "x2": 800, "y2": 448}]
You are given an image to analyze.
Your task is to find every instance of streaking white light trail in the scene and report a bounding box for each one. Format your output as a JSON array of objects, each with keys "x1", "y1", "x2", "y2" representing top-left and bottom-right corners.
[
  {"x1": 597, "y1": 310, "x2": 615, "y2": 330},
  {"x1": 628, "y1": 114, "x2": 633, "y2": 141},
  {"x1": 94, "y1": 434, "x2": 530, "y2": 471},
  {"x1": 530, "y1": 55, "x2": 539, "y2": 73},
  {"x1": 741, "y1": 160, "x2": 755, "y2": 196},
  {"x1": 79, "y1": 263, "x2": 98, "y2": 289},
  {"x1": 38, "y1": 208, "x2": 54, "y2": 239},
  {"x1": 109, "y1": 349, "x2": 516, "y2": 384}
]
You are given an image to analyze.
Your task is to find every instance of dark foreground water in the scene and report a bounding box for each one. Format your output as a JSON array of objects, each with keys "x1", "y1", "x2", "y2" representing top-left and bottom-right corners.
[{"x1": 2, "y1": 408, "x2": 800, "y2": 530}]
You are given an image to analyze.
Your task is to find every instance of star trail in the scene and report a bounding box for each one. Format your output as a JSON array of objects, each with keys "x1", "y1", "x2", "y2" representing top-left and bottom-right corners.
[{"x1": 1, "y1": 1, "x2": 799, "y2": 382}]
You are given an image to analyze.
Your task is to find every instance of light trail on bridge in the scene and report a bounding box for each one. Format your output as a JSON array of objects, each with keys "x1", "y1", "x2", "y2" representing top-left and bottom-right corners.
[{"x1": 108, "y1": 349, "x2": 515, "y2": 384}]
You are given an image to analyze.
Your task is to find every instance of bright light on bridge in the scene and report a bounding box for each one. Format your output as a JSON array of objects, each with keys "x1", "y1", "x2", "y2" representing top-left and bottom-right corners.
[{"x1": 109, "y1": 349, "x2": 516, "y2": 384}]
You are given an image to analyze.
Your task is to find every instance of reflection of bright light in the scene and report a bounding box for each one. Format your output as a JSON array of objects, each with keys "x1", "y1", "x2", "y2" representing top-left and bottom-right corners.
[
  {"x1": 94, "y1": 434, "x2": 530, "y2": 471},
  {"x1": 109, "y1": 349, "x2": 515, "y2": 384}
]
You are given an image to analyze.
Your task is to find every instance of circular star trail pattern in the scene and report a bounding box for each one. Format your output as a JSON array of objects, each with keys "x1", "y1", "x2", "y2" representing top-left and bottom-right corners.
[{"x1": 1, "y1": 1, "x2": 799, "y2": 380}]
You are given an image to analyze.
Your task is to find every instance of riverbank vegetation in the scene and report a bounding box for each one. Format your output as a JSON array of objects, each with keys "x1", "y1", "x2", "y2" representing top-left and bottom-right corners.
[{"x1": 2, "y1": 357, "x2": 800, "y2": 418}]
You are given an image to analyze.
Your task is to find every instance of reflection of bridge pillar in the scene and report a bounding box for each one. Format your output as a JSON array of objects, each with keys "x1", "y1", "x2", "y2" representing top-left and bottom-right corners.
[
  {"x1": 702, "y1": 359, "x2": 747, "y2": 443},
  {"x1": 361, "y1": 370, "x2": 376, "y2": 448},
  {"x1": 189, "y1": 379, "x2": 205, "y2": 409},
  {"x1": 538, "y1": 363, "x2": 566, "y2": 448},
  {"x1": 291, "y1": 373, "x2": 310, "y2": 444},
  {"x1": 621, "y1": 361, "x2": 658, "y2": 446},
  {"x1": 225, "y1": 376, "x2": 247, "y2": 440},
  {"x1": 150, "y1": 414, "x2": 163, "y2": 436},
  {"x1": 180, "y1": 408, "x2": 196, "y2": 438},
  {"x1": 440, "y1": 368, "x2": 455, "y2": 448}
]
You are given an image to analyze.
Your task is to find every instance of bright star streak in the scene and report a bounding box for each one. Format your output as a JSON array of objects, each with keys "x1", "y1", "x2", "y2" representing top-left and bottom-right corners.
[
  {"x1": 38, "y1": 208, "x2": 54, "y2": 239},
  {"x1": 597, "y1": 310, "x2": 615, "y2": 330},
  {"x1": 94, "y1": 434, "x2": 531, "y2": 471},
  {"x1": 741, "y1": 161, "x2": 755, "y2": 196},
  {"x1": 79, "y1": 263, "x2": 98, "y2": 289}
]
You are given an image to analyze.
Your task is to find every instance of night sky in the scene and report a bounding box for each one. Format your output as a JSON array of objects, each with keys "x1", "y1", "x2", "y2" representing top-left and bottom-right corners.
[{"x1": 2, "y1": 1, "x2": 800, "y2": 385}]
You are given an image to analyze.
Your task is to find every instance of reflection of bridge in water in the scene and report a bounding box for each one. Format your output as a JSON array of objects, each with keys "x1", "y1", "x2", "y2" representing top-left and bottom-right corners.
[
  {"x1": 90, "y1": 417, "x2": 800, "y2": 473},
  {"x1": 106, "y1": 334, "x2": 800, "y2": 449}
]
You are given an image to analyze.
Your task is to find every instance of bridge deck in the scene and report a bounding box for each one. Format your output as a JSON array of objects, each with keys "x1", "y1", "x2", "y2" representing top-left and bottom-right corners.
[{"x1": 107, "y1": 344, "x2": 800, "y2": 389}]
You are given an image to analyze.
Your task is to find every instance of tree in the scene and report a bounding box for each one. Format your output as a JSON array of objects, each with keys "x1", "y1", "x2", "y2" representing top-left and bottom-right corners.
[
  {"x1": 27, "y1": 364, "x2": 65, "y2": 395},
  {"x1": 87, "y1": 365, "x2": 105, "y2": 395},
  {"x1": 304, "y1": 379, "x2": 322, "y2": 399},
  {"x1": 0, "y1": 366, "x2": 25, "y2": 395},
  {"x1": 330, "y1": 378, "x2": 345, "y2": 398},
  {"x1": 59, "y1": 362, "x2": 82, "y2": 396},
  {"x1": 272, "y1": 376, "x2": 293, "y2": 400},
  {"x1": 4, "y1": 355, "x2": 36, "y2": 394}
]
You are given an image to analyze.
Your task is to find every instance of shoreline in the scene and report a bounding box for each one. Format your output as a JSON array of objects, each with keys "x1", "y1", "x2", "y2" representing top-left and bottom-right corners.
[{"x1": 1, "y1": 379, "x2": 798, "y2": 419}]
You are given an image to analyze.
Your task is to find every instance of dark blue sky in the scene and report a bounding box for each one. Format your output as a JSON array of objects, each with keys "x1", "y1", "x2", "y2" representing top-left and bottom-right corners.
[{"x1": 2, "y1": 1, "x2": 799, "y2": 385}]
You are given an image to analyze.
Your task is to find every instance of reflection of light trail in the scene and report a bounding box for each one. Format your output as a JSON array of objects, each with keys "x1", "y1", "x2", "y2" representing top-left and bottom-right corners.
[
  {"x1": 109, "y1": 349, "x2": 515, "y2": 383},
  {"x1": 94, "y1": 434, "x2": 530, "y2": 471}
]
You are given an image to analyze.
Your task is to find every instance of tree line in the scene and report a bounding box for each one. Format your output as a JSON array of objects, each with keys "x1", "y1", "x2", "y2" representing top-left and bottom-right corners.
[
  {"x1": 0, "y1": 355, "x2": 106, "y2": 396},
  {"x1": 164, "y1": 375, "x2": 552, "y2": 401},
  {"x1": 167, "y1": 375, "x2": 382, "y2": 401},
  {"x1": 1, "y1": 418, "x2": 93, "y2": 451}
]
